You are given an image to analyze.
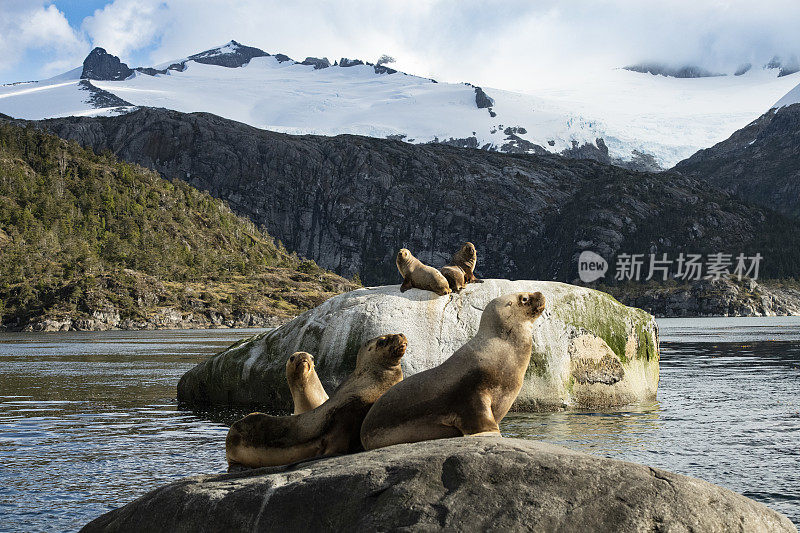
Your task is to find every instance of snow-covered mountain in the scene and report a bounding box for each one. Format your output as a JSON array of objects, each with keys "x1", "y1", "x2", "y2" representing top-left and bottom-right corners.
[
  {"x1": 1, "y1": 40, "x2": 799, "y2": 169},
  {"x1": 775, "y1": 81, "x2": 800, "y2": 108}
]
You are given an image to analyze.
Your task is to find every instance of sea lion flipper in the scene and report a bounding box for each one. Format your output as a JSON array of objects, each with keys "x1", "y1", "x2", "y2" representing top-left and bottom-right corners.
[
  {"x1": 400, "y1": 277, "x2": 412, "y2": 292},
  {"x1": 455, "y1": 393, "x2": 500, "y2": 435}
]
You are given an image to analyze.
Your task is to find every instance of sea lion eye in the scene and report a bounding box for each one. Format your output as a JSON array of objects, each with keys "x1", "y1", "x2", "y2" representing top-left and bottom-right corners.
[
  {"x1": 289, "y1": 356, "x2": 295, "y2": 362},
  {"x1": 521, "y1": 296, "x2": 529, "y2": 304}
]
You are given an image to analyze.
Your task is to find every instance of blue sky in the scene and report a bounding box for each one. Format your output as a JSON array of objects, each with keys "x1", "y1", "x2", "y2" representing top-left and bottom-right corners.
[{"x1": 2, "y1": 1, "x2": 799, "y2": 89}]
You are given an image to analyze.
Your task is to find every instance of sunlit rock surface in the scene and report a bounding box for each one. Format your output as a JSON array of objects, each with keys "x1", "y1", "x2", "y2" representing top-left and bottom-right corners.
[{"x1": 178, "y1": 280, "x2": 659, "y2": 411}]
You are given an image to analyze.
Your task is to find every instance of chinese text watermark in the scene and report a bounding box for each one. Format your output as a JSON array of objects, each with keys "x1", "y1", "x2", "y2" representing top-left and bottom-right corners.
[{"x1": 578, "y1": 252, "x2": 762, "y2": 283}]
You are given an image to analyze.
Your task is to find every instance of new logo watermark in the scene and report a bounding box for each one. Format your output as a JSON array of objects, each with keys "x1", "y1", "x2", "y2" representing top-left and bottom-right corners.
[
  {"x1": 577, "y1": 251, "x2": 762, "y2": 282},
  {"x1": 578, "y1": 251, "x2": 608, "y2": 282}
]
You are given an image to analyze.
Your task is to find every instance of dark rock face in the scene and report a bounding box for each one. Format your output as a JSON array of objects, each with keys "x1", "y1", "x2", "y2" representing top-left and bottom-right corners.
[
  {"x1": 134, "y1": 67, "x2": 166, "y2": 76},
  {"x1": 80, "y1": 437, "x2": 795, "y2": 533},
  {"x1": 560, "y1": 139, "x2": 662, "y2": 172},
  {"x1": 674, "y1": 103, "x2": 800, "y2": 218},
  {"x1": 500, "y1": 130, "x2": 548, "y2": 155},
  {"x1": 187, "y1": 40, "x2": 270, "y2": 68},
  {"x1": 339, "y1": 58, "x2": 364, "y2": 67},
  {"x1": 34, "y1": 108, "x2": 800, "y2": 284},
  {"x1": 301, "y1": 57, "x2": 330, "y2": 69},
  {"x1": 473, "y1": 86, "x2": 494, "y2": 108},
  {"x1": 623, "y1": 63, "x2": 724, "y2": 78},
  {"x1": 78, "y1": 80, "x2": 132, "y2": 109},
  {"x1": 81, "y1": 48, "x2": 133, "y2": 81},
  {"x1": 373, "y1": 64, "x2": 397, "y2": 75}
]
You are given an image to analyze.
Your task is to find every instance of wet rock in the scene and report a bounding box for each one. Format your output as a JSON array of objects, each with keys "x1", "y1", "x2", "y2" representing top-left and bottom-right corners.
[{"x1": 80, "y1": 437, "x2": 796, "y2": 533}]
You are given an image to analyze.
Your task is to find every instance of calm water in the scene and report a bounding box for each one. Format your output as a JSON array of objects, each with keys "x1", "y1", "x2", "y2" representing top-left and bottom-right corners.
[{"x1": 1, "y1": 318, "x2": 799, "y2": 531}]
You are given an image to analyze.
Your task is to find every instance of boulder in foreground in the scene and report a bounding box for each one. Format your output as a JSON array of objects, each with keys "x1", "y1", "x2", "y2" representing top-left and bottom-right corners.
[
  {"x1": 81, "y1": 437, "x2": 795, "y2": 532},
  {"x1": 178, "y1": 280, "x2": 660, "y2": 411}
]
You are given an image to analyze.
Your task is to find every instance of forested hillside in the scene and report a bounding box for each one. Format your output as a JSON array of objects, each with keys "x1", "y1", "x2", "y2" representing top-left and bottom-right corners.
[
  {"x1": 0, "y1": 121, "x2": 354, "y2": 330},
  {"x1": 34, "y1": 108, "x2": 800, "y2": 284}
]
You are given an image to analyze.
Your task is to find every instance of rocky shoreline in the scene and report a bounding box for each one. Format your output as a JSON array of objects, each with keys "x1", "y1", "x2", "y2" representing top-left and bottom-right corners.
[
  {"x1": 605, "y1": 278, "x2": 800, "y2": 318},
  {"x1": 2, "y1": 308, "x2": 288, "y2": 332},
  {"x1": 5, "y1": 278, "x2": 799, "y2": 333}
]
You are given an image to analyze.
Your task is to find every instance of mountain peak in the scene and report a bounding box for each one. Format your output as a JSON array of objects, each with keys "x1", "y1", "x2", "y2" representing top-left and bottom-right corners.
[
  {"x1": 81, "y1": 47, "x2": 133, "y2": 81},
  {"x1": 187, "y1": 41, "x2": 272, "y2": 68}
]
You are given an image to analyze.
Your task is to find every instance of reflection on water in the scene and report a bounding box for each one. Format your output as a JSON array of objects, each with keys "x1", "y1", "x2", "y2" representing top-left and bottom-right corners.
[
  {"x1": 0, "y1": 330, "x2": 266, "y2": 533},
  {"x1": 505, "y1": 316, "x2": 800, "y2": 526},
  {"x1": 503, "y1": 404, "x2": 663, "y2": 457},
  {"x1": 0, "y1": 317, "x2": 799, "y2": 531}
]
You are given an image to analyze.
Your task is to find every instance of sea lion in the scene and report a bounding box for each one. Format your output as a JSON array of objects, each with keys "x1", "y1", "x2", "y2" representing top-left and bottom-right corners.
[
  {"x1": 286, "y1": 352, "x2": 329, "y2": 415},
  {"x1": 361, "y1": 292, "x2": 545, "y2": 450},
  {"x1": 226, "y1": 333, "x2": 407, "y2": 468},
  {"x1": 451, "y1": 242, "x2": 481, "y2": 283},
  {"x1": 396, "y1": 248, "x2": 451, "y2": 296},
  {"x1": 439, "y1": 265, "x2": 466, "y2": 292}
]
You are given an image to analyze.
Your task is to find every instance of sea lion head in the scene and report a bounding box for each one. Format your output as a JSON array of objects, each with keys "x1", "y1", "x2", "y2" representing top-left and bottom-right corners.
[
  {"x1": 396, "y1": 248, "x2": 414, "y2": 272},
  {"x1": 480, "y1": 292, "x2": 546, "y2": 336},
  {"x1": 356, "y1": 333, "x2": 408, "y2": 369},
  {"x1": 453, "y1": 242, "x2": 477, "y2": 271},
  {"x1": 286, "y1": 352, "x2": 316, "y2": 383}
]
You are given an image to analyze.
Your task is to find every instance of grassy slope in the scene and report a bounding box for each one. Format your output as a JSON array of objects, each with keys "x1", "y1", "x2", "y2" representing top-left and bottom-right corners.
[{"x1": 0, "y1": 121, "x2": 356, "y2": 329}]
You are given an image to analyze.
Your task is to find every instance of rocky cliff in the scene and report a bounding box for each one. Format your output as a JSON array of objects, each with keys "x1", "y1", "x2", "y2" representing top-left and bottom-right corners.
[
  {"x1": 29, "y1": 108, "x2": 800, "y2": 286},
  {"x1": 674, "y1": 103, "x2": 800, "y2": 219}
]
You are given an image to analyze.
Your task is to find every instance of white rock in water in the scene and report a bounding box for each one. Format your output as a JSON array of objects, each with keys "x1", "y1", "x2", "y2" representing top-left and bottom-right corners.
[{"x1": 178, "y1": 280, "x2": 659, "y2": 411}]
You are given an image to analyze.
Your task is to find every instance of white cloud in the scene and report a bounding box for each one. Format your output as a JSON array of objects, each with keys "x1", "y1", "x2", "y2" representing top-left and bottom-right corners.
[
  {"x1": 0, "y1": 1, "x2": 89, "y2": 78},
  {"x1": 81, "y1": 0, "x2": 168, "y2": 58},
  {"x1": 2, "y1": 0, "x2": 800, "y2": 88},
  {"x1": 76, "y1": 0, "x2": 800, "y2": 91}
]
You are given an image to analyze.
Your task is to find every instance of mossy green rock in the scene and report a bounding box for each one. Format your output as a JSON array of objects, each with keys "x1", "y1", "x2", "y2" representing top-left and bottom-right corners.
[{"x1": 177, "y1": 280, "x2": 659, "y2": 411}]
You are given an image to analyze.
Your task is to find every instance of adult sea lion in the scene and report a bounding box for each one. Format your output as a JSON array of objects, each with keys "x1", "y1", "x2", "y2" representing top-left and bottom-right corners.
[
  {"x1": 451, "y1": 242, "x2": 481, "y2": 283},
  {"x1": 286, "y1": 352, "x2": 329, "y2": 415},
  {"x1": 397, "y1": 248, "x2": 451, "y2": 296},
  {"x1": 439, "y1": 265, "x2": 466, "y2": 292},
  {"x1": 226, "y1": 333, "x2": 407, "y2": 468},
  {"x1": 361, "y1": 292, "x2": 545, "y2": 450}
]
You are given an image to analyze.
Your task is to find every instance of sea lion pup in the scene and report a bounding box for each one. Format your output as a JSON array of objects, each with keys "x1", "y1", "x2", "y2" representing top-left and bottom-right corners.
[
  {"x1": 439, "y1": 265, "x2": 466, "y2": 292},
  {"x1": 226, "y1": 334, "x2": 407, "y2": 468},
  {"x1": 361, "y1": 292, "x2": 545, "y2": 450},
  {"x1": 451, "y1": 242, "x2": 481, "y2": 283},
  {"x1": 396, "y1": 248, "x2": 451, "y2": 296},
  {"x1": 286, "y1": 352, "x2": 329, "y2": 415}
]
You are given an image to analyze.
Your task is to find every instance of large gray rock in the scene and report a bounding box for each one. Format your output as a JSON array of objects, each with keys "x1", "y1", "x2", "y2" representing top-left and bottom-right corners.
[
  {"x1": 177, "y1": 280, "x2": 659, "y2": 412},
  {"x1": 80, "y1": 437, "x2": 796, "y2": 532}
]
